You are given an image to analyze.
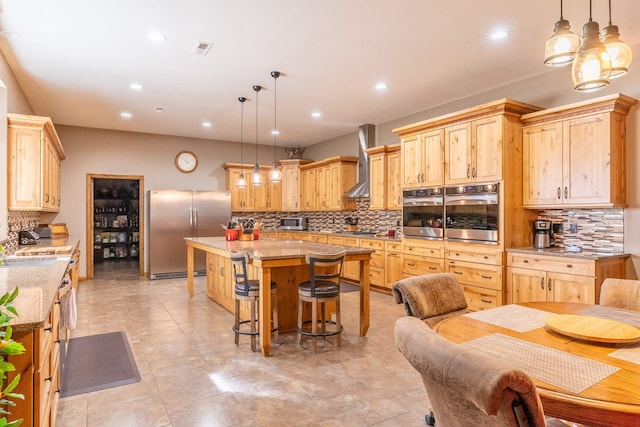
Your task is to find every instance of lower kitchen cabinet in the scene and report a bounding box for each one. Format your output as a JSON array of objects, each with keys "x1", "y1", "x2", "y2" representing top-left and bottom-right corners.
[
  {"x1": 385, "y1": 241, "x2": 403, "y2": 286},
  {"x1": 360, "y1": 238, "x2": 385, "y2": 288},
  {"x1": 506, "y1": 252, "x2": 627, "y2": 304},
  {"x1": 340, "y1": 237, "x2": 361, "y2": 282},
  {"x1": 402, "y1": 238, "x2": 445, "y2": 278},
  {"x1": 8, "y1": 287, "x2": 62, "y2": 427}
]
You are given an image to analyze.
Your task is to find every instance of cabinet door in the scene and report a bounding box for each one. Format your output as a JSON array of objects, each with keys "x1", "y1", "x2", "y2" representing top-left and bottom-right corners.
[
  {"x1": 206, "y1": 253, "x2": 218, "y2": 300},
  {"x1": 472, "y1": 116, "x2": 502, "y2": 182},
  {"x1": 548, "y1": 272, "x2": 595, "y2": 304},
  {"x1": 300, "y1": 168, "x2": 317, "y2": 211},
  {"x1": 281, "y1": 165, "x2": 300, "y2": 211},
  {"x1": 401, "y1": 134, "x2": 422, "y2": 188},
  {"x1": 387, "y1": 150, "x2": 402, "y2": 209},
  {"x1": 257, "y1": 179, "x2": 281, "y2": 211},
  {"x1": 385, "y1": 250, "x2": 403, "y2": 287},
  {"x1": 563, "y1": 113, "x2": 611, "y2": 205},
  {"x1": 227, "y1": 169, "x2": 254, "y2": 210},
  {"x1": 8, "y1": 127, "x2": 43, "y2": 210},
  {"x1": 507, "y1": 267, "x2": 547, "y2": 304},
  {"x1": 369, "y1": 154, "x2": 386, "y2": 210},
  {"x1": 444, "y1": 122, "x2": 472, "y2": 184},
  {"x1": 522, "y1": 123, "x2": 563, "y2": 206},
  {"x1": 327, "y1": 163, "x2": 343, "y2": 210},
  {"x1": 421, "y1": 129, "x2": 445, "y2": 186}
]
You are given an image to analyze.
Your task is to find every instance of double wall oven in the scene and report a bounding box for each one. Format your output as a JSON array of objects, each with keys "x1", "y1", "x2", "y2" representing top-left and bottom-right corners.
[{"x1": 402, "y1": 182, "x2": 499, "y2": 244}]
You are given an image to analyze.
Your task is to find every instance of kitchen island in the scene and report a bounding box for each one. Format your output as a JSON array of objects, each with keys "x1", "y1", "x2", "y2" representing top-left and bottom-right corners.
[{"x1": 184, "y1": 237, "x2": 374, "y2": 356}]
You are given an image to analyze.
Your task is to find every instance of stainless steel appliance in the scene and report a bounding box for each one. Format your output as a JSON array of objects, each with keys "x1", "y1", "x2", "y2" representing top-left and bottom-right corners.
[
  {"x1": 402, "y1": 187, "x2": 444, "y2": 239},
  {"x1": 533, "y1": 220, "x2": 555, "y2": 248},
  {"x1": 149, "y1": 190, "x2": 231, "y2": 279},
  {"x1": 445, "y1": 183, "x2": 499, "y2": 243},
  {"x1": 280, "y1": 217, "x2": 308, "y2": 230}
]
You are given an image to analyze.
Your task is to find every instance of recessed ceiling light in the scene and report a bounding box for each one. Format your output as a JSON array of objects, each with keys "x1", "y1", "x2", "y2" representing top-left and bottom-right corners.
[
  {"x1": 489, "y1": 29, "x2": 510, "y2": 40},
  {"x1": 155, "y1": 106, "x2": 166, "y2": 113},
  {"x1": 129, "y1": 83, "x2": 143, "y2": 91},
  {"x1": 311, "y1": 112, "x2": 322, "y2": 118},
  {"x1": 271, "y1": 129, "x2": 279, "y2": 135},
  {"x1": 375, "y1": 82, "x2": 388, "y2": 90},
  {"x1": 202, "y1": 121, "x2": 212, "y2": 128},
  {"x1": 120, "y1": 112, "x2": 132, "y2": 119},
  {"x1": 146, "y1": 31, "x2": 167, "y2": 42}
]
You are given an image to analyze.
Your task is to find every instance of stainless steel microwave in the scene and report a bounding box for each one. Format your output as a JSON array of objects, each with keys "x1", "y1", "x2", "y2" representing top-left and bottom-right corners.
[{"x1": 280, "y1": 217, "x2": 308, "y2": 230}]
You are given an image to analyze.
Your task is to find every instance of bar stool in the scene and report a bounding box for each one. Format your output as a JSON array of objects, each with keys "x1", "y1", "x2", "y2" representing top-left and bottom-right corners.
[
  {"x1": 296, "y1": 250, "x2": 346, "y2": 353},
  {"x1": 230, "y1": 251, "x2": 278, "y2": 352}
]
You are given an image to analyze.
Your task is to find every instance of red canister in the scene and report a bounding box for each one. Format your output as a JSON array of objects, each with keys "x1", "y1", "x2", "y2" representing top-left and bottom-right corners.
[{"x1": 226, "y1": 229, "x2": 238, "y2": 241}]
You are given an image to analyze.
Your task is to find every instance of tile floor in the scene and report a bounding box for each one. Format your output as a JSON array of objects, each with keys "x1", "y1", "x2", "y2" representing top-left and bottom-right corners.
[{"x1": 56, "y1": 261, "x2": 430, "y2": 426}]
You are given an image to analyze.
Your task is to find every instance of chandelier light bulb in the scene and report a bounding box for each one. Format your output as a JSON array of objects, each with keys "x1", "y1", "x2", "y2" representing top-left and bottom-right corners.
[
  {"x1": 544, "y1": 1, "x2": 579, "y2": 67},
  {"x1": 572, "y1": 19, "x2": 611, "y2": 92}
]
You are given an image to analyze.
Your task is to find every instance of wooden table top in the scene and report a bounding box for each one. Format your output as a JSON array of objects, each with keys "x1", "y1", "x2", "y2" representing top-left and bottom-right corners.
[{"x1": 433, "y1": 302, "x2": 640, "y2": 427}]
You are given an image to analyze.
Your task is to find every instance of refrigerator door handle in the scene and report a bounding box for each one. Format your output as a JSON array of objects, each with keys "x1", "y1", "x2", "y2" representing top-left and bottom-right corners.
[
  {"x1": 193, "y1": 207, "x2": 198, "y2": 236},
  {"x1": 189, "y1": 206, "x2": 194, "y2": 231}
]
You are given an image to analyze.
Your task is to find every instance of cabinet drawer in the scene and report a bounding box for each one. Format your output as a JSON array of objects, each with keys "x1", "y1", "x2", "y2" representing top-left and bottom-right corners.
[
  {"x1": 507, "y1": 253, "x2": 594, "y2": 276},
  {"x1": 403, "y1": 254, "x2": 444, "y2": 276},
  {"x1": 343, "y1": 237, "x2": 359, "y2": 247},
  {"x1": 385, "y1": 241, "x2": 402, "y2": 252},
  {"x1": 308, "y1": 234, "x2": 328, "y2": 243},
  {"x1": 462, "y1": 285, "x2": 502, "y2": 311},
  {"x1": 446, "y1": 244, "x2": 503, "y2": 265},
  {"x1": 370, "y1": 252, "x2": 385, "y2": 268},
  {"x1": 327, "y1": 236, "x2": 344, "y2": 245},
  {"x1": 447, "y1": 261, "x2": 503, "y2": 291},
  {"x1": 35, "y1": 327, "x2": 53, "y2": 372},
  {"x1": 403, "y1": 240, "x2": 444, "y2": 258},
  {"x1": 369, "y1": 266, "x2": 385, "y2": 287},
  {"x1": 360, "y1": 238, "x2": 384, "y2": 250}
]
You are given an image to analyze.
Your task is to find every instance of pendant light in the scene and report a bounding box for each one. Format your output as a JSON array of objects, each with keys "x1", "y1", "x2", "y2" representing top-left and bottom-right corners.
[
  {"x1": 251, "y1": 85, "x2": 263, "y2": 186},
  {"x1": 572, "y1": 0, "x2": 611, "y2": 92},
  {"x1": 268, "y1": 71, "x2": 282, "y2": 183},
  {"x1": 236, "y1": 97, "x2": 247, "y2": 189},
  {"x1": 600, "y1": 0, "x2": 633, "y2": 79},
  {"x1": 544, "y1": 0, "x2": 579, "y2": 67}
]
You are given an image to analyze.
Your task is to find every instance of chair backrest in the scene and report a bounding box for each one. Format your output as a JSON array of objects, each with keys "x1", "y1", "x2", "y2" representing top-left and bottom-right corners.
[
  {"x1": 394, "y1": 316, "x2": 547, "y2": 427},
  {"x1": 305, "y1": 250, "x2": 346, "y2": 293},
  {"x1": 392, "y1": 273, "x2": 469, "y2": 327},
  {"x1": 230, "y1": 251, "x2": 250, "y2": 288},
  {"x1": 599, "y1": 278, "x2": 640, "y2": 311}
]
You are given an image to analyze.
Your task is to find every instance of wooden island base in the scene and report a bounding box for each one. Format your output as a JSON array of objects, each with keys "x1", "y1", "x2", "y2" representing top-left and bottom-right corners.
[{"x1": 185, "y1": 237, "x2": 373, "y2": 356}]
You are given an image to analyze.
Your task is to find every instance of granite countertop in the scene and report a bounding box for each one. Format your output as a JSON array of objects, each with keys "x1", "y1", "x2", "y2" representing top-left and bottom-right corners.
[
  {"x1": 272, "y1": 230, "x2": 402, "y2": 241},
  {"x1": 2, "y1": 235, "x2": 80, "y2": 331},
  {"x1": 185, "y1": 236, "x2": 375, "y2": 260},
  {"x1": 507, "y1": 246, "x2": 629, "y2": 260}
]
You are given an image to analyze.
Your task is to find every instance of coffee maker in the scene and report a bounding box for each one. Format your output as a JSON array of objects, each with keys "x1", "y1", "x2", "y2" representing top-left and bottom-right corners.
[{"x1": 533, "y1": 220, "x2": 555, "y2": 249}]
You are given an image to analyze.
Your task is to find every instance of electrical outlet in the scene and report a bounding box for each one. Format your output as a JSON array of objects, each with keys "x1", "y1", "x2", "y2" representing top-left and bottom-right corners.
[
  {"x1": 396, "y1": 220, "x2": 401, "y2": 227},
  {"x1": 553, "y1": 223, "x2": 563, "y2": 234},
  {"x1": 569, "y1": 223, "x2": 577, "y2": 233}
]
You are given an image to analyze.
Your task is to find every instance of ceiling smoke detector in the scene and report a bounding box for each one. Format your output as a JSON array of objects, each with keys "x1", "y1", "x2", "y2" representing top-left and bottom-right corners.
[
  {"x1": 191, "y1": 41, "x2": 213, "y2": 56},
  {"x1": 155, "y1": 106, "x2": 166, "y2": 113}
]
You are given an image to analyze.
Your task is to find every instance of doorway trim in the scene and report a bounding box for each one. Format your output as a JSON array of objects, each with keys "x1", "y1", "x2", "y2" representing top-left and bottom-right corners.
[{"x1": 86, "y1": 173, "x2": 145, "y2": 278}]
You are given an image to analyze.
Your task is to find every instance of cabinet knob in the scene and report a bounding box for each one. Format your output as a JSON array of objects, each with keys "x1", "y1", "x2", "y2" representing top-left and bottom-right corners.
[
  {"x1": 453, "y1": 271, "x2": 462, "y2": 275},
  {"x1": 564, "y1": 186, "x2": 568, "y2": 199},
  {"x1": 466, "y1": 166, "x2": 471, "y2": 178},
  {"x1": 540, "y1": 277, "x2": 545, "y2": 290},
  {"x1": 523, "y1": 259, "x2": 529, "y2": 263},
  {"x1": 471, "y1": 166, "x2": 476, "y2": 178},
  {"x1": 481, "y1": 275, "x2": 492, "y2": 279},
  {"x1": 428, "y1": 266, "x2": 437, "y2": 270},
  {"x1": 557, "y1": 187, "x2": 561, "y2": 199},
  {"x1": 566, "y1": 264, "x2": 573, "y2": 268},
  {"x1": 548, "y1": 278, "x2": 552, "y2": 291},
  {"x1": 481, "y1": 299, "x2": 492, "y2": 304}
]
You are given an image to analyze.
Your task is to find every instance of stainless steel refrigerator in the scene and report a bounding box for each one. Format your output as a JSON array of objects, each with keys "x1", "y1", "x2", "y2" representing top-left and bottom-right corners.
[{"x1": 149, "y1": 190, "x2": 231, "y2": 279}]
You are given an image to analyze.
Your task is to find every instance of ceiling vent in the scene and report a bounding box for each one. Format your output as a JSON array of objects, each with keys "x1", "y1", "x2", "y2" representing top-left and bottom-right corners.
[{"x1": 191, "y1": 41, "x2": 213, "y2": 56}]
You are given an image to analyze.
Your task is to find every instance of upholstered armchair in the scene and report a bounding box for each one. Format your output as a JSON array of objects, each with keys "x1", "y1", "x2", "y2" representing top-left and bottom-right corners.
[
  {"x1": 395, "y1": 316, "x2": 552, "y2": 427},
  {"x1": 599, "y1": 278, "x2": 640, "y2": 311},
  {"x1": 392, "y1": 273, "x2": 471, "y2": 328}
]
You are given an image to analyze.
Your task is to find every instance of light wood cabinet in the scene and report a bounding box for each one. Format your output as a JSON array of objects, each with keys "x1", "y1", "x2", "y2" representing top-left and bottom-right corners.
[
  {"x1": 299, "y1": 157, "x2": 357, "y2": 211},
  {"x1": 280, "y1": 159, "x2": 312, "y2": 211},
  {"x1": 385, "y1": 241, "x2": 403, "y2": 286},
  {"x1": 402, "y1": 238, "x2": 445, "y2": 278},
  {"x1": 506, "y1": 252, "x2": 628, "y2": 305},
  {"x1": 521, "y1": 94, "x2": 636, "y2": 208},
  {"x1": 224, "y1": 164, "x2": 282, "y2": 211},
  {"x1": 366, "y1": 144, "x2": 401, "y2": 210},
  {"x1": 360, "y1": 238, "x2": 385, "y2": 288},
  {"x1": 444, "y1": 116, "x2": 503, "y2": 184},
  {"x1": 224, "y1": 165, "x2": 254, "y2": 210},
  {"x1": 7, "y1": 114, "x2": 65, "y2": 212},
  {"x1": 341, "y1": 236, "x2": 361, "y2": 281},
  {"x1": 400, "y1": 129, "x2": 444, "y2": 189}
]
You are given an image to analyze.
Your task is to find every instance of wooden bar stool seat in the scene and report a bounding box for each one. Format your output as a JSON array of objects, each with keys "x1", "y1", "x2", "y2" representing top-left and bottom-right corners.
[
  {"x1": 296, "y1": 250, "x2": 346, "y2": 353},
  {"x1": 230, "y1": 251, "x2": 278, "y2": 352}
]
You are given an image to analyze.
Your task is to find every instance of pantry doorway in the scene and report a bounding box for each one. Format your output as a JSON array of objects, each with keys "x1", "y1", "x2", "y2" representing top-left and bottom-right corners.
[{"x1": 86, "y1": 174, "x2": 144, "y2": 279}]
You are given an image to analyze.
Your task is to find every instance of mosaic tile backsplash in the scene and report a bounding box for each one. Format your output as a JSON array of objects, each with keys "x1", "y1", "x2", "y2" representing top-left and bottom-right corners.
[
  {"x1": 234, "y1": 204, "x2": 625, "y2": 253},
  {"x1": 1, "y1": 211, "x2": 41, "y2": 257}
]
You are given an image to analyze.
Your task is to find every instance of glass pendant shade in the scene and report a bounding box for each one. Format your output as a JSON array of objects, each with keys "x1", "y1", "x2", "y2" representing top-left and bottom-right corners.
[
  {"x1": 544, "y1": 19, "x2": 579, "y2": 67},
  {"x1": 601, "y1": 24, "x2": 633, "y2": 79},
  {"x1": 237, "y1": 172, "x2": 247, "y2": 188},
  {"x1": 268, "y1": 162, "x2": 282, "y2": 183},
  {"x1": 251, "y1": 164, "x2": 262, "y2": 185},
  {"x1": 572, "y1": 20, "x2": 611, "y2": 92}
]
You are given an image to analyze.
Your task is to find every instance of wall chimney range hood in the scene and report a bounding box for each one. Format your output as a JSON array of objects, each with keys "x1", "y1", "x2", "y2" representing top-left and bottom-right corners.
[{"x1": 345, "y1": 124, "x2": 375, "y2": 199}]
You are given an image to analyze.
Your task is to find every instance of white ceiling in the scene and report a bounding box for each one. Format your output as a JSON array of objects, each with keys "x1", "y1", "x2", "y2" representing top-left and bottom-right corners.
[{"x1": 0, "y1": 0, "x2": 639, "y2": 148}]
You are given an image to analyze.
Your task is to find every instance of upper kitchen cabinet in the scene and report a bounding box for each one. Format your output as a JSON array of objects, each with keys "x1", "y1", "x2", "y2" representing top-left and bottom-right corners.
[
  {"x1": 299, "y1": 156, "x2": 357, "y2": 211},
  {"x1": 521, "y1": 94, "x2": 637, "y2": 208},
  {"x1": 280, "y1": 159, "x2": 312, "y2": 211},
  {"x1": 394, "y1": 99, "x2": 541, "y2": 188},
  {"x1": 399, "y1": 129, "x2": 444, "y2": 188},
  {"x1": 224, "y1": 164, "x2": 255, "y2": 211},
  {"x1": 366, "y1": 144, "x2": 401, "y2": 210},
  {"x1": 7, "y1": 114, "x2": 65, "y2": 212}
]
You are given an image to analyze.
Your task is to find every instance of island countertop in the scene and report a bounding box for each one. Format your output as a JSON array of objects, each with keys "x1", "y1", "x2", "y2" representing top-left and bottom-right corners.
[
  {"x1": 183, "y1": 236, "x2": 375, "y2": 261},
  {"x1": 2, "y1": 235, "x2": 80, "y2": 331}
]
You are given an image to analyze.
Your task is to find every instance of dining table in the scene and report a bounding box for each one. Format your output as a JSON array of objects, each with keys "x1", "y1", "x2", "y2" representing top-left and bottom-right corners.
[{"x1": 433, "y1": 301, "x2": 640, "y2": 427}]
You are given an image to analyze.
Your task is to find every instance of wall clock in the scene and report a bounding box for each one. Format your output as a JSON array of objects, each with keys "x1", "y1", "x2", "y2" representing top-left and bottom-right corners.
[{"x1": 175, "y1": 150, "x2": 198, "y2": 173}]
